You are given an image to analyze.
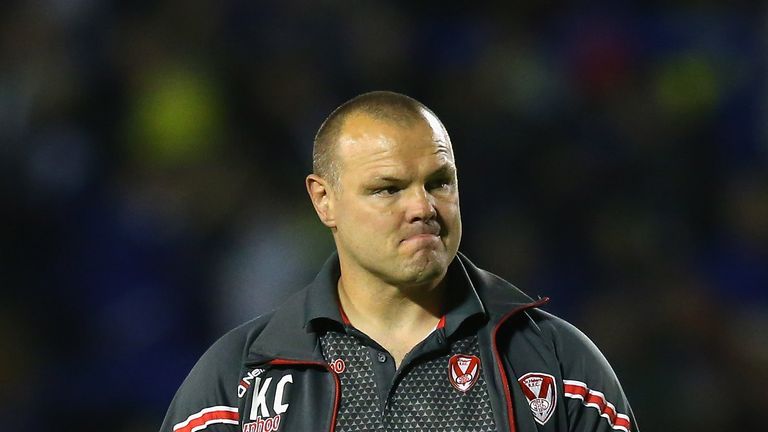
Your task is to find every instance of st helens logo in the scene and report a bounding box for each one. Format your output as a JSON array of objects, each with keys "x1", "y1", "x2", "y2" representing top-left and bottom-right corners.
[
  {"x1": 448, "y1": 354, "x2": 481, "y2": 392},
  {"x1": 518, "y1": 372, "x2": 557, "y2": 425}
]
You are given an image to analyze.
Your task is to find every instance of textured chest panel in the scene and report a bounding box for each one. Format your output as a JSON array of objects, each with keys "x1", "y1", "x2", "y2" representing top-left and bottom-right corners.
[
  {"x1": 386, "y1": 335, "x2": 496, "y2": 431},
  {"x1": 320, "y1": 330, "x2": 382, "y2": 430},
  {"x1": 320, "y1": 330, "x2": 496, "y2": 432}
]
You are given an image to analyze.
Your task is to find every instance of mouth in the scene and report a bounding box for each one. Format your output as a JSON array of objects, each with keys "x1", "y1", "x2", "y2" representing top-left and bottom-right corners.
[
  {"x1": 400, "y1": 225, "x2": 442, "y2": 244},
  {"x1": 404, "y1": 233, "x2": 440, "y2": 242}
]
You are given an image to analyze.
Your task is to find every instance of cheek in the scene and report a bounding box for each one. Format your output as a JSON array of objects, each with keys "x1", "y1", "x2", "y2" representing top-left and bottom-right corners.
[
  {"x1": 437, "y1": 198, "x2": 461, "y2": 223},
  {"x1": 337, "y1": 199, "x2": 396, "y2": 233}
]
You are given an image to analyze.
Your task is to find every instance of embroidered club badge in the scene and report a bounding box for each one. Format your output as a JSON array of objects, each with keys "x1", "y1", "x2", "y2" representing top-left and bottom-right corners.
[
  {"x1": 518, "y1": 372, "x2": 557, "y2": 425},
  {"x1": 448, "y1": 354, "x2": 481, "y2": 392}
]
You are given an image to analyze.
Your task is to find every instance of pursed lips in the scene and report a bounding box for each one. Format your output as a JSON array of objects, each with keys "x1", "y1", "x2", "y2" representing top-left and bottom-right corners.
[{"x1": 400, "y1": 224, "x2": 441, "y2": 243}]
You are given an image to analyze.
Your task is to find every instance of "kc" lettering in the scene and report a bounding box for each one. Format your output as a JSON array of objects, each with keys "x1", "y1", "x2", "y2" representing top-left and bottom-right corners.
[{"x1": 250, "y1": 374, "x2": 293, "y2": 419}]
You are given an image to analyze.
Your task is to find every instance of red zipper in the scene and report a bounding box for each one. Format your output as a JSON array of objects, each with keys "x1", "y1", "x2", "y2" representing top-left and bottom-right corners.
[
  {"x1": 268, "y1": 359, "x2": 341, "y2": 432},
  {"x1": 491, "y1": 298, "x2": 550, "y2": 432}
]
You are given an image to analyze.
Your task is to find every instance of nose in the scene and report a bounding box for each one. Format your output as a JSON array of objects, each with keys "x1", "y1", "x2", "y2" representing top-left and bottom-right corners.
[{"x1": 405, "y1": 186, "x2": 437, "y2": 222}]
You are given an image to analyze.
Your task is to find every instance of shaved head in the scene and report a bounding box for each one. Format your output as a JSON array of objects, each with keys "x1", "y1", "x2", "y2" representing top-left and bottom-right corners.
[
  {"x1": 313, "y1": 91, "x2": 449, "y2": 187},
  {"x1": 305, "y1": 90, "x2": 461, "y2": 295}
]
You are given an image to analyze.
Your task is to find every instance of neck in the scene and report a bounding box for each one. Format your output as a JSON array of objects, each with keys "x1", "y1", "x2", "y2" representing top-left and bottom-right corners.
[
  {"x1": 336, "y1": 268, "x2": 445, "y2": 366},
  {"x1": 338, "y1": 275, "x2": 444, "y2": 327}
]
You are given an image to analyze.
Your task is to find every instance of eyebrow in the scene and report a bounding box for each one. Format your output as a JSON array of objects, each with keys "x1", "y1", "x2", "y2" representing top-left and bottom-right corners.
[
  {"x1": 433, "y1": 142, "x2": 451, "y2": 155},
  {"x1": 368, "y1": 164, "x2": 457, "y2": 184},
  {"x1": 368, "y1": 176, "x2": 407, "y2": 185},
  {"x1": 431, "y1": 163, "x2": 456, "y2": 176}
]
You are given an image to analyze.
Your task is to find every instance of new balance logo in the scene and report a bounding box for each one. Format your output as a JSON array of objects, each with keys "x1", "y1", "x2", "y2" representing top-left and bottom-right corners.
[{"x1": 238, "y1": 368, "x2": 265, "y2": 398}]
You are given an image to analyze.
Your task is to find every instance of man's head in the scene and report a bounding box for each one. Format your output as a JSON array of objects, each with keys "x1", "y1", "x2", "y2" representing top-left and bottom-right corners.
[{"x1": 306, "y1": 91, "x2": 462, "y2": 290}]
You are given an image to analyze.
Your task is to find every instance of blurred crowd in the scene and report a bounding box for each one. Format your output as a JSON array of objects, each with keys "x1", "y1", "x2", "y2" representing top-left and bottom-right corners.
[{"x1": 1, "y1": 1, "x2": 766, "y2": 431}]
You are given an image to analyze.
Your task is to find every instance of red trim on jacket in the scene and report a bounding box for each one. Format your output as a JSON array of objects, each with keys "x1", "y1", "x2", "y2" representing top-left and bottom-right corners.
[
  {"x1": 491, "y1": 297, "x2": 550, "y2": 432},
  {"x1": 269, "y1": 359, "x2": 341, "y2": 432},
  {"x1": 436, "y1": 315, "x2": 446, "y2": 329}
]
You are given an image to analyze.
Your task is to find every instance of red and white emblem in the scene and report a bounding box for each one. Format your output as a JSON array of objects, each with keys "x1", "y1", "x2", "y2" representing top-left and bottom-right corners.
[
  {"x1": 329, "y1": 358, "x2": 346, "y2": 374},
  {"x1": 448, "y1": 354, "x2": 481, "y2": 392},
  {"x1": 518, "y1": 372, "x2": 557, "y2": 425},
  {"x1": 517, "y1": 372, "x2": 557, "y2": 425}
]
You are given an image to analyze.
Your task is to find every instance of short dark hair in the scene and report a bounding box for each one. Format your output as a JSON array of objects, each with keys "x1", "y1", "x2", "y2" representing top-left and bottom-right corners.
[{"x1": 312, "y1": 91, "x2": 443, "y2": 186}]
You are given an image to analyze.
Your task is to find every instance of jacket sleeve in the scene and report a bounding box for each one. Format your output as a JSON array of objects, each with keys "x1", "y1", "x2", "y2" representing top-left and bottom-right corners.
[
  {"x1": 543, "y1": 313, "x2": 639, "y2": 432},
  {"x1": 158, "y1": 327, "x2": 249, "y2": 432}
]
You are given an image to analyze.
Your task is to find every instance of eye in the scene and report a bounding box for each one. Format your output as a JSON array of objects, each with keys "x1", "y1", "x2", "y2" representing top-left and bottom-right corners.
[
  {"x1": 373, "y1": 186, "x2": 401, "y2": 196},
  {"x1": 427, "y1": 178, "x2": 453, "y2": 191}
]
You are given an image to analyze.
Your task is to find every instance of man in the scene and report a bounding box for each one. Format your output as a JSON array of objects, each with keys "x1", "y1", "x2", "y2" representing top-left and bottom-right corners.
[{"x1": 160, "y1": 91, "x2": 638, "y2": 432}]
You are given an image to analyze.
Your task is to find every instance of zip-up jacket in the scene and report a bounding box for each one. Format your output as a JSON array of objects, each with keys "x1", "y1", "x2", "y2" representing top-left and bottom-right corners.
[{"x1": 160, "y1": 252, "x2": 637, "y2": 432}]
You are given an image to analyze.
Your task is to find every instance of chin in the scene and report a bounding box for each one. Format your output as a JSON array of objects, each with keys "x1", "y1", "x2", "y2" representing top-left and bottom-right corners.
[{"x1": 400, "y1": 253, "x2": 448, "y2": 286}]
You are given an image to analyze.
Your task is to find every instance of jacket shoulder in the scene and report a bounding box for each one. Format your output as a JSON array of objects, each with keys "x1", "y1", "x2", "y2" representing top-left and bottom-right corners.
[
  {"x1": 525, "y1": 309, "x2": 638, "y2": 431},
  {"x1": 527, "y1": 310, "x2": 616, "y2": 375},
  {"x1": 158, "y1": 314, "x2": 273, "y2": 432}
]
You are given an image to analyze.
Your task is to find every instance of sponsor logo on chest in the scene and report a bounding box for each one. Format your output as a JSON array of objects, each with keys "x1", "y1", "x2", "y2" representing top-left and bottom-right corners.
[{"x1": 328, "y1": 358, "x2": 346, "y2": 374}]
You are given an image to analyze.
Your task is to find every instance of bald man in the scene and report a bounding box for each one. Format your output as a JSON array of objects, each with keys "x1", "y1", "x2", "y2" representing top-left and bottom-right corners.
[{"x1": 160, "y1": 91, "x2": 638, "y2": 432}]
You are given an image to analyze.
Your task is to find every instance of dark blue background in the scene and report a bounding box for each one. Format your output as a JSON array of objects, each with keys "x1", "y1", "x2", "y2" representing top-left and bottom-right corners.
[{"x1": 1, "y1": 1, "x2": 765, "y2": 430}]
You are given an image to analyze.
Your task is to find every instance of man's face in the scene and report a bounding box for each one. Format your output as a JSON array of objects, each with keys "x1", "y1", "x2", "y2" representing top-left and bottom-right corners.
[{"x1": 329, "y1": 111, "x2": 462, "y2": 289}]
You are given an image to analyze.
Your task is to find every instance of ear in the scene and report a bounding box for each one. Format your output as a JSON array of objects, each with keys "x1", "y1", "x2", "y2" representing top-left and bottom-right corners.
[{"x1": 306, "y1": 174, "x2": 337, "y2": 228}]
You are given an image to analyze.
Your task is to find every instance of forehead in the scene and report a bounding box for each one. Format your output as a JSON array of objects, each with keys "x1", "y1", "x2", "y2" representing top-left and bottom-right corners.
[{"x1": 336, "y1": 112, "x2": 453, "y2": 173}]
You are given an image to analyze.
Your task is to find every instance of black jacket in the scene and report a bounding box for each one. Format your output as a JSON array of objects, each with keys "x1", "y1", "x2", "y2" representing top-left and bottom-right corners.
[{"x1": 160, "y1": 253, "x2": 637, "y2": 432}]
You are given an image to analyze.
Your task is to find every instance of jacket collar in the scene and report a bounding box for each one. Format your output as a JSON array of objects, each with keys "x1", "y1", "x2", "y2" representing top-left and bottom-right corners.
[
  {"x1": 246, "y1": 251, "x2": 542, "y2": 363},
  {"x1": 304, "y1": 252, "x2": 488, "y2": 339},
  {"x1": 246, "y1": 253, "x2": 341, "y2": 364},
  {"x1": 454, "y1": 251, "x2": 541, "y2": 321},
  {"x1": 303, "y1": 253, "x2": 344, "y2": 328}
]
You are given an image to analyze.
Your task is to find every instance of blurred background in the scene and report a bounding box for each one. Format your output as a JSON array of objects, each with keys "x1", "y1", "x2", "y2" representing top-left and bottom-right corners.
[{"x1": 1, "y1": 0, "x2": 766, "y2": 430}]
